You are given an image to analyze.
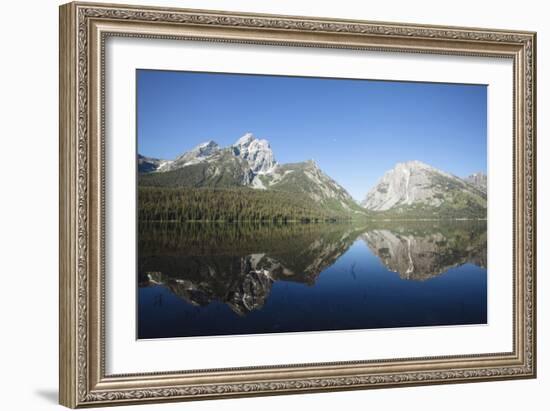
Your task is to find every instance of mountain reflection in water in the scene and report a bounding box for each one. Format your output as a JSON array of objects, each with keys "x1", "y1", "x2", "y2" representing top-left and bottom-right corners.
[
  {"x1": 138, "y1": 221, "x2": 487, "y2": 338},
  {"x1": 362, "y1": 224, "x2": 486, "y2": 281}
]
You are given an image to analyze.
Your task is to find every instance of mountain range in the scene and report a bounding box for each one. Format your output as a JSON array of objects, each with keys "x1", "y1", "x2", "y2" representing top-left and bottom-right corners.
[{"x1": 138, "y1": 133, "x2": 487, "y2": 220}]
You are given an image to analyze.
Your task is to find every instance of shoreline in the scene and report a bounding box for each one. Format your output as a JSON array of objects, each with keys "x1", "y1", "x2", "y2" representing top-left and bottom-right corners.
[{"x1": 138, "y1": 217, "x2": 487, "y2": 224}]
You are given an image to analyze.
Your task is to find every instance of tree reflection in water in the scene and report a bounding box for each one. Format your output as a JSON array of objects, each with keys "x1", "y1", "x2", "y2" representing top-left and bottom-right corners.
[{"x1": 138, "y1": 221, "x2": 486, "y2": 315}]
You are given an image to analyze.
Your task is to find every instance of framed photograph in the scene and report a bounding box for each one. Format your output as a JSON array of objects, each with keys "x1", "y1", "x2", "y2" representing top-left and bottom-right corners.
[{"x1": 59, "y1": 2, "x2": 537, "y2": 408}]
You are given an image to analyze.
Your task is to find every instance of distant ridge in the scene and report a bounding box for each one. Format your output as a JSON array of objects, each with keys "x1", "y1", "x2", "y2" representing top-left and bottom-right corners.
[
  {"x1": 139, "y1": 134, "x2": 487, "y2": 220},
  {"x1": 138, "y1": 133, "x2": 363, "y2": 217},
  {"x1": 361, "y1": 160, "x2": 486, "y2": 218}
]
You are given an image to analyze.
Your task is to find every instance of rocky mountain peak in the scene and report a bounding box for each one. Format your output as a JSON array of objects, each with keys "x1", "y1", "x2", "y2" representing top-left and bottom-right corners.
[
  {"x1": 392, "y1": 160, "x2": 452, "y2": 178},
  {"x1": 163, "y1": 140, "x2": 220, "y2": 172},
  {"x1": 396, "y1": 160, "x2": 431, "y2": 171},
  {"x1": 197, "y1": 140, "x2": 219, "y2": 150},
  {"x1": 234, "y1": 132, "x2": 255, "y2": 148},
  {"x1": 232, "y1": 133, "x2": 276, "y2": 174},
  {"x1": 304, "y1": 159, "x2": 319, "y2": 168},
  {"x1": 186, "y1": 140, "x2": 219, "y2": 155},
  {"x1": 361, "y1": 160, "x2": 479, "y2": 212},
  {"x1": 137, "y1": 154, "x2": 171, "y2": 174},
  {"x1": 465, "y1": 172, "x2": 487, "y2": 192}
]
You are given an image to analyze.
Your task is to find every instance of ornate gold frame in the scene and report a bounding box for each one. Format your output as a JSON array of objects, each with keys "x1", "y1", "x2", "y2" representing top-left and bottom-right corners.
[{"x1": 59, "y1": 2, "x2": 536, "y2": 408}]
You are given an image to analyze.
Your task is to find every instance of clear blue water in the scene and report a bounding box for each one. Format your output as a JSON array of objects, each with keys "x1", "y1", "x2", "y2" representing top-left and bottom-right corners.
[{"x1": 138, "y1": 221, "x2": 487, "y2": 339}]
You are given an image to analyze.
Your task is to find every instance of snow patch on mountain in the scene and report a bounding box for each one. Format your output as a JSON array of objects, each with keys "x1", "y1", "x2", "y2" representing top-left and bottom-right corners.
[
  {"x1": 156, "y1": 160, "x2": 172, "y2": 172},
  {"x1": 251, "y1": 175, "x2": 267, "y2": 190}
]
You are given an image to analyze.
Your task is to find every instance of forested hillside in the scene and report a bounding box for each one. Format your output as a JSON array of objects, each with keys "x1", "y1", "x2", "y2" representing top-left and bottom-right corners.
[{"x1": 138, "y1": 186, "x2": 358, "y2": 223}]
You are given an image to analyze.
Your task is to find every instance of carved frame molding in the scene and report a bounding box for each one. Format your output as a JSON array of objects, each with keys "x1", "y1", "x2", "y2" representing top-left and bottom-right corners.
[{"x1": 59, "y1": 2, "x2": 536, "y2": 408}]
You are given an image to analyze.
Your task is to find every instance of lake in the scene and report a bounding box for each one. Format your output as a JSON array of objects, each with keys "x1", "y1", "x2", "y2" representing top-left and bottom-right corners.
[{"x1": 137, "y1": 220, "x2": 487, "y2": 339}]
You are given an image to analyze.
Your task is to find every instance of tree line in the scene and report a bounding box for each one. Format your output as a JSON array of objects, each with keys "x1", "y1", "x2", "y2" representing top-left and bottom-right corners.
[{"x1": 138, "y1": 186, "x2": 351, "y2": 223}]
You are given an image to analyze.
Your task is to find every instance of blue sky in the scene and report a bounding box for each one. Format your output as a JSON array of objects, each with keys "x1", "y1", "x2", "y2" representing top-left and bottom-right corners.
[{"x1": 137, "y1": 70, "x2": 487, "y2": 200}]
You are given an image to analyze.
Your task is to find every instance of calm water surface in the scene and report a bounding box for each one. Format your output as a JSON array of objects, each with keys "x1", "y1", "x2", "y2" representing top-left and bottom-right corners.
[{"x1": 138, "y1": 221, "x2": 487, "y2": 339}]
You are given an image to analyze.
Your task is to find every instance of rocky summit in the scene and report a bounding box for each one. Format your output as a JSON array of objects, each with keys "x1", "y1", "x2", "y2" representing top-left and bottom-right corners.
[
  {"x1": 361, "y1": 160, "x2": 486, "y2": 218},
  {"x1": 232, "y1": 132, "x2": 276, "y2": 174},
  {"x1": 139, "y1": 133, "x2": 275, "y2": 175},
  {"x1": 137, "y1": 154, "x2": 171, "y2": 174},
  {"x1": 138, "y1": 133, "x2": 362, "y2": 215},
  {"x1": 465, "y1": 172, "x2": 487, "y2": 193},
  {"x1": 162, "y1": 140, "x2": 220, "y2": 172},
  {"x1": 138, "y1": 135, "x2": 487, "y2": 220}
]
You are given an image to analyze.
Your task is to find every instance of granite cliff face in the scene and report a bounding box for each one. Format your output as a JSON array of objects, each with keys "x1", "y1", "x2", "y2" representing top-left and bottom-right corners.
[
  {"x1": 232, "y1": 133, "x2": 276, "y2": 174},
  {"x1": 465, "y1": 172, "x2": 487, "y2": 193},
  {"x1": 361, "y1": 161, "x2": 486, "y2": 218}
]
